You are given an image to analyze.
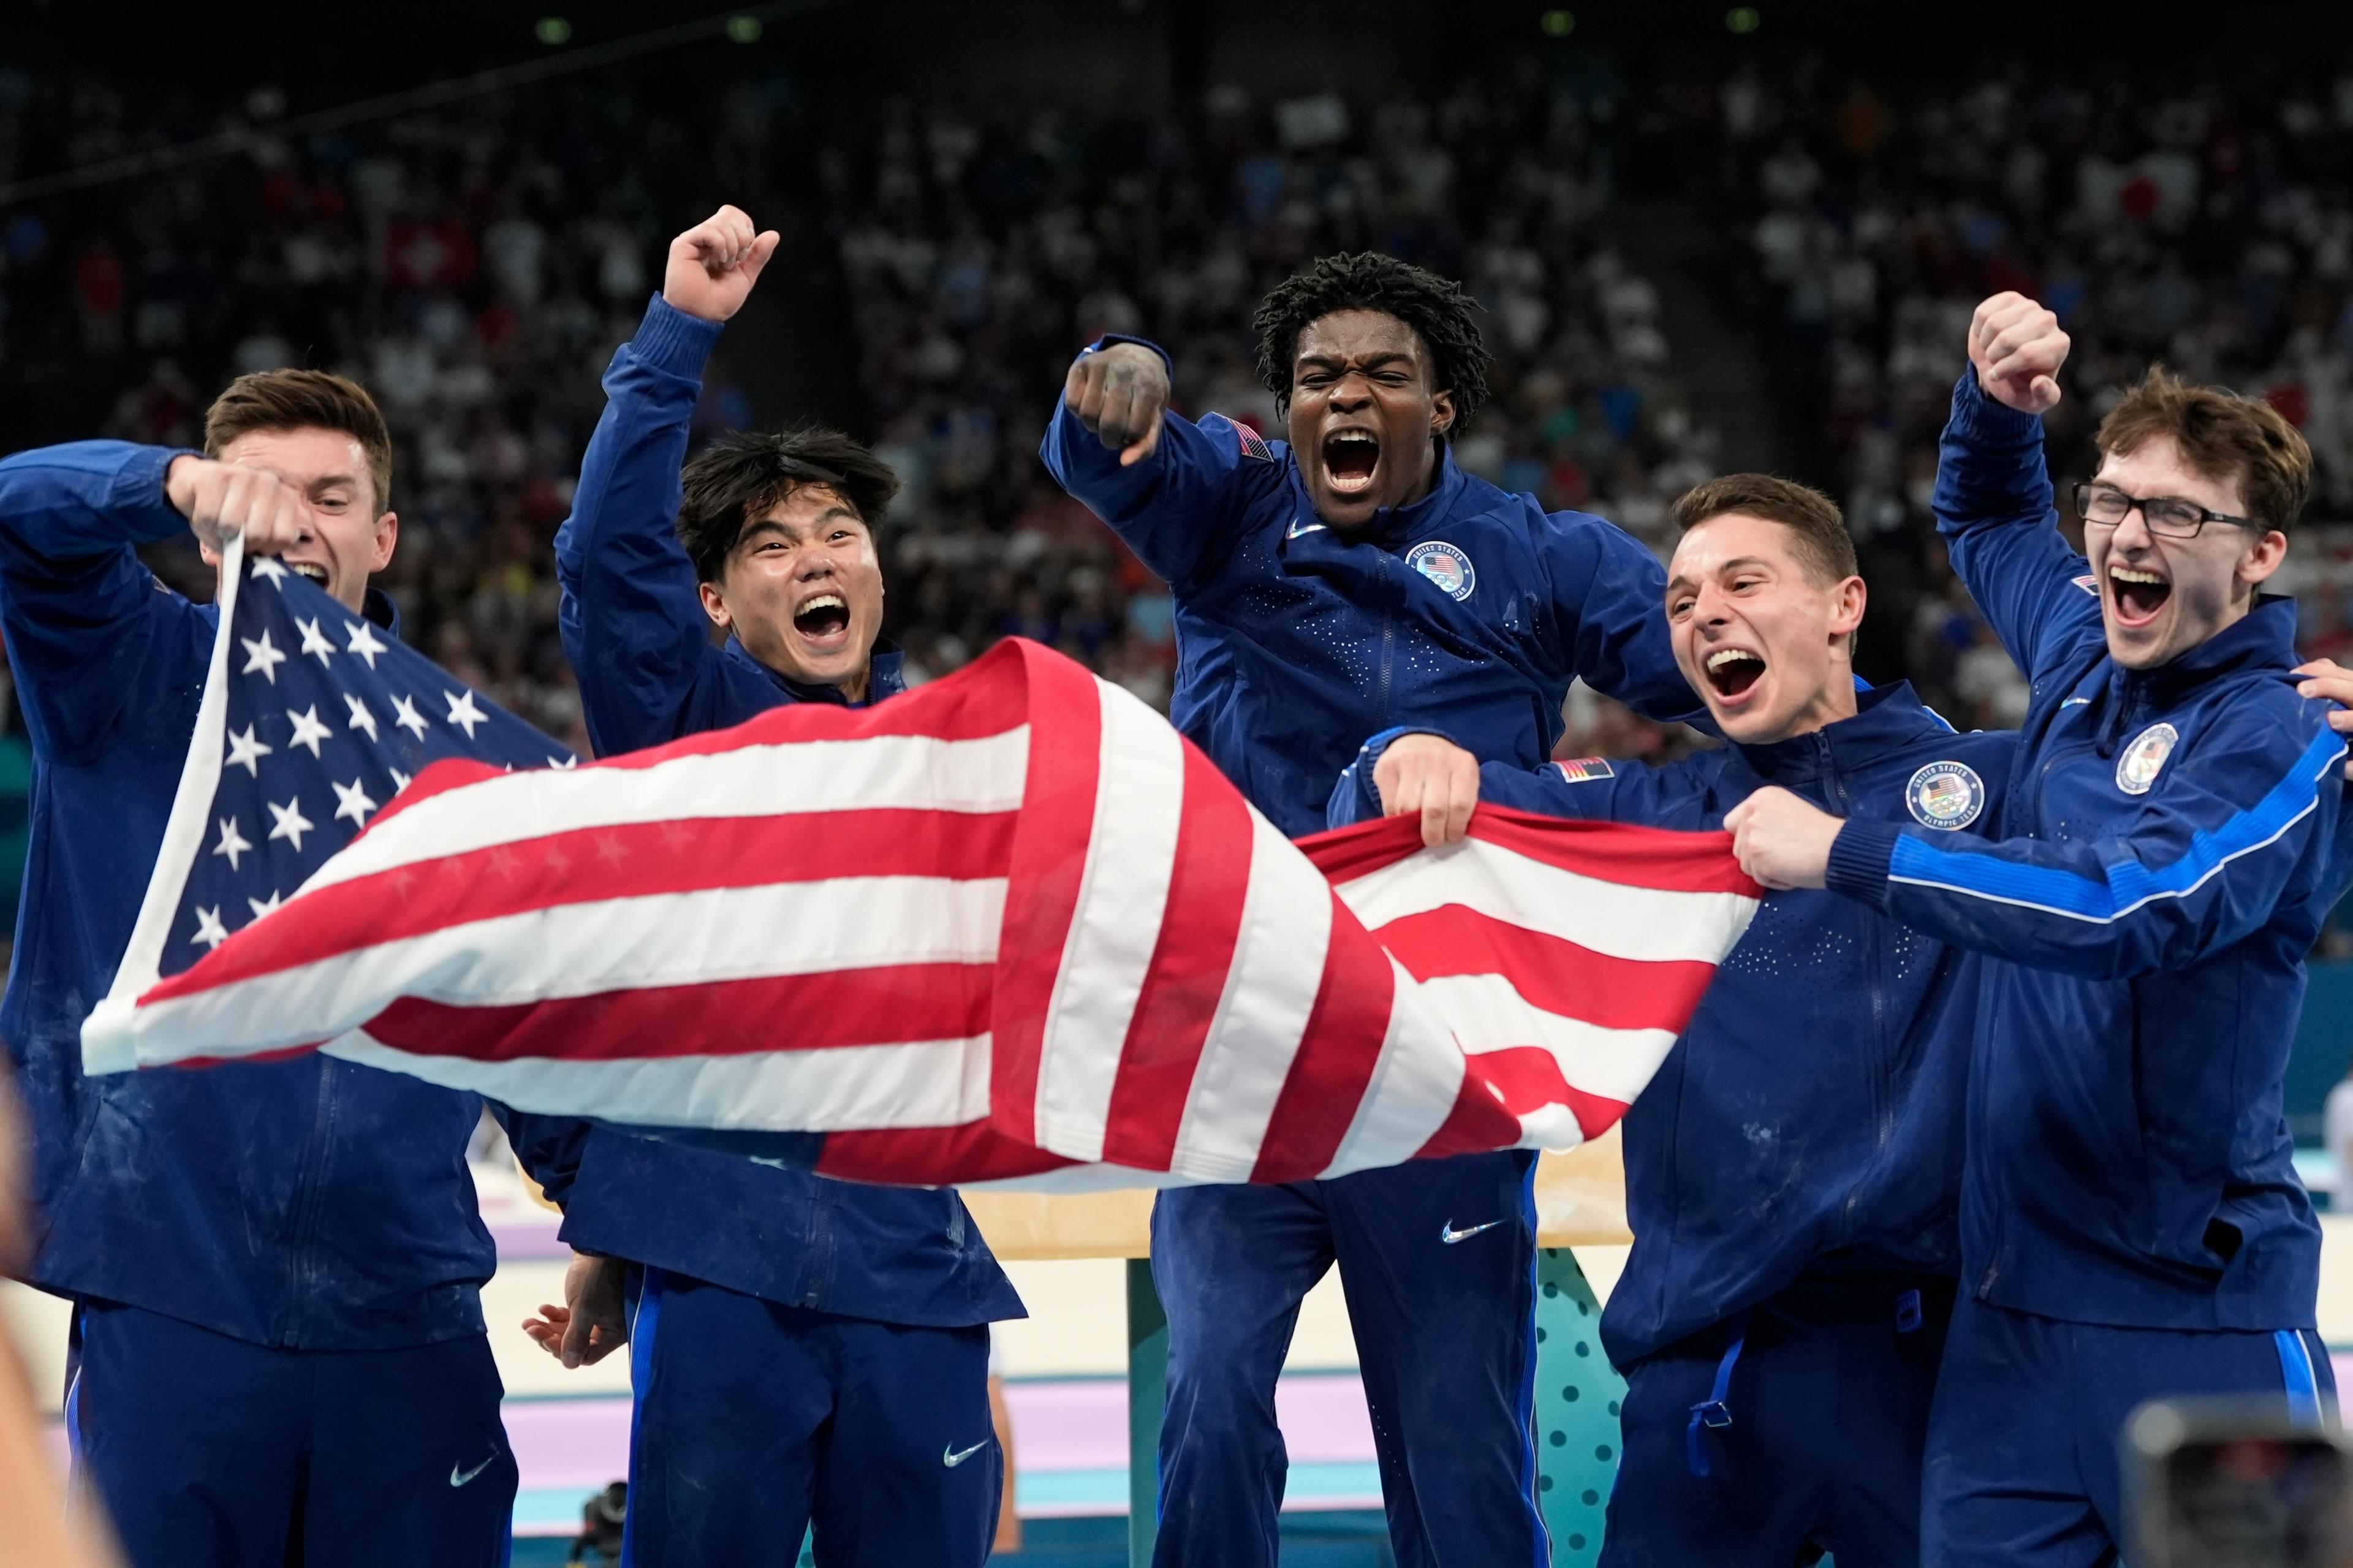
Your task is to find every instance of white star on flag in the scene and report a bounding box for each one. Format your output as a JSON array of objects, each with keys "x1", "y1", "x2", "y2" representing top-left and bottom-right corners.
[
  {"x1": 246, "y1": 890, "x2": 283, "y2": 920},
  {"x1": 444, "y1": 689, "x2": 488, "y2": 739},
  {"x1": 295, "y1": 616, "x2": 336, "y2": 666},
  {"x1": 549, "y1": 755, "x2": 577, "y2": 769},
  {"x1": 344, "y1": 694, "x2": 379, "y2": 742},
  {"x1": 224, "y1": 724, "x2": 272, "y2": 778},
  {"x1": 190, "y1": 906, "x2": 229, "y2": 950},
  {"x1": 211, "y1": 816, "x2": 251, "y2": 871},
  {"x1": 266, "y1": 797, "x2": 314, "y2": 852},
  {"x1": 344, "y1": 619, "x2": 388, "y2": 669},
  {"x1": 240, "y1": 629, "x2": 287, "y2": 684},
  {"x1": 392, "y1": 694, "x2": 429, "y2": 740},
  {"x1": 285, "y1": 706, "x2": 333, "y2": 759},
  {"x1": 390, "y1": 767, "x2": 412, "y2": 792},
  {"x1": 331, "y1": 778, "x2": 377, "y2": 829},
  {"x1": 249, "y1": 558, "x2": 288, "y2": 587}
]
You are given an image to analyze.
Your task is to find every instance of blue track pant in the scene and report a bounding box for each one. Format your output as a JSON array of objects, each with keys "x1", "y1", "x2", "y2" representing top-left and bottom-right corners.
[
  {"x1": 68, "y1": 1301, "x2": 513, "y2": 1568},
  {"x1": 1148, "y1": 1150, "x2": 1547, "y2": 1568}
]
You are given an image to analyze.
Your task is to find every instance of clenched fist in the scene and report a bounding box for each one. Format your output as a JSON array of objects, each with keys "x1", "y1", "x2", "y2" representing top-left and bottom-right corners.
[
  {"x1": 165, "y1": 455, "x2": 309, "y2": 558},
  {"x1": 1063, "y1": 341, "x2": 1171, "y2": 468},
  {"x1": 663, "y1": 204, "x2": 781, "y2": 325},
  {"x1": 1968, "y1": 292, "x2": 2071, "y2": 416},
  {"x1": 1374, "y1": 732, "x2": 1482, "y2": 847},
  {"x1": 1722, "y1": 786, "x2": 1844, "y2": 891}
]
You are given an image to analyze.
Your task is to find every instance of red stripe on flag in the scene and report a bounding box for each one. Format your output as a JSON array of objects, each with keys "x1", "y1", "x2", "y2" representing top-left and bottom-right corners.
[
  {"x1": 358, "y1": 962, "x2": 993, "y2": 1062},
  {"x1": 1368, "y1": 906, "x2": 1718, "y2": 1034},
  {"x1": 1466, "y1": 808, "x2": 1763, "y2": 897},
  {"x1": 1408, "y1": 1067, "x2": 1532, "y2": 1162},
  {"x1": 814, "y1": 1123, "x2": 1080, "y2": 1187},
  {"x1": 988, "y1": 644, "x2": 1105, "y2": 1148},
  {"x1": 1298, "y1": 806, "x2": 1762, "y2": 899},
  {"x1": 1456, "y1": 1045, "x2": 1631, "y2": 1142},
  {"x1": 1098, "y1": 743, "x2": 1256, "y2": 1170},
  {"x1": 369, "y1": 636, "x2": 1043, "y2": 831},
  {"x1": 143, "y1": 809, "x2": 1016, "y2": 1000},
  {"x1": 1246, "y1": 893, "x2": 1397, "y2": 1184}
]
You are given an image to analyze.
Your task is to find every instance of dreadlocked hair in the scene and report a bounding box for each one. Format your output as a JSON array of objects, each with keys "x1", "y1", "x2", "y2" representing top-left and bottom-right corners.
[{"x1": 1250, "y1": 252, "x2": 1493, "y2": 437}]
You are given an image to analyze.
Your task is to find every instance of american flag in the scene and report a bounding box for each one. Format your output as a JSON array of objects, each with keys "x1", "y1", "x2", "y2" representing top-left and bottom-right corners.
[
  {"x1": 84, "y1": 634, "x2": 1758, "y2": 1191},
  {"x1": 82, "y1": 540, "x2": 572, "y2": 1036}
]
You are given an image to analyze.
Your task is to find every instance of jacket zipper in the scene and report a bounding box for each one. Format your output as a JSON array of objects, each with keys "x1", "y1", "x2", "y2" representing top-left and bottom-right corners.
[
  {"x1": 1825, "y1": 743, "x2": 1892, "y2": 1246},
  {"x1": 1374, "y1": 552, "x2": 1398, "y2": 727},
  {"x1": 281, "y1": 1060, "x2": 340, "y2": 1346}
]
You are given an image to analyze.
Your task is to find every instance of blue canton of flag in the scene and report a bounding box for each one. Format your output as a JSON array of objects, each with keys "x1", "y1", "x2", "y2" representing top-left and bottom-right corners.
[{"x1": 159, "y1": 551, "x2": 575, "y2": 982}]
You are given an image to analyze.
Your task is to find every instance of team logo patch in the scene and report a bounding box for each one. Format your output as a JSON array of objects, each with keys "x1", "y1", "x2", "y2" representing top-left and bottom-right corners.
[
  {"x1": 2115, "y1": 722, "x2": 2179, "y2": 795},
  {"x1": 1553, "y1": 757, "x2": 1615, "y2": 783},
  {"x1": 1406, "y1": 540, "x2": 1476, "y2": 601},
  {"x1": 2072, "y1": 573, "x2": 2099, "y2": 596},
  {"x1": 1906, "y1": 760, "x2": 1986, "y2": 830}
]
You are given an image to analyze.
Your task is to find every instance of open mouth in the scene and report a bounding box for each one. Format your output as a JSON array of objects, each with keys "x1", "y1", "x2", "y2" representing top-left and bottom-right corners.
[
  {"x1": 287, "y1": 561, "x2": 329, "y2": 586},
  {"x1": 1321, "y1": 428, "x2": 1381, "y2": 498},
  {"x1": 1705, "y1": 646, "x2": 1767, "y2": 701},
  {"x1": 792, "y1": 592, "x2": 852, "y2": 648},
  {"x1": 2107, "y1": 565, "x2": 2173, "y2": 628}
]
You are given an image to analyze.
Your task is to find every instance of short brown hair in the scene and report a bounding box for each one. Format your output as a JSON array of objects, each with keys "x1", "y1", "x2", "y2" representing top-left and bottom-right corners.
[
  {"x1": 1671, "y1": 473, "x2": 1859, "y2": 586},
  {"x1": 203, "y1": 369, "x2": 395, "y2": 515},
  {"x1": 2094, "y1": 366, "x2": 2310, "y2": 536}
]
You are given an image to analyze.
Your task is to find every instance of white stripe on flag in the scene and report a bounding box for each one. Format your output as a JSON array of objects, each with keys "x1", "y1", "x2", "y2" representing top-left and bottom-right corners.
[
  {"x1": 1317, "y1": 957, "x2": 1471, "y2": 1179},
  {"x1": 1338, "y1": 838, "x2": 1754, "y2": 966},
  {"x1": 1410, "y1": 971, "x2": 1681, "y2": 1105},
  {"x1": 1032, "y1": 680, "x2": 1186, "y2": 1161},
  {"x1": 1167, "y1": 809, "x2": 1333, "y2": 1183},
  {"x1": 305, "y1": 728, "x2": 1032, "y2": 893},
  {"x1": 328, "y1": 1028, "x2": 993, "y2": 1131},
  {"x1": 117, "y1": 876, "x2": 1006, "y2": 1064}
]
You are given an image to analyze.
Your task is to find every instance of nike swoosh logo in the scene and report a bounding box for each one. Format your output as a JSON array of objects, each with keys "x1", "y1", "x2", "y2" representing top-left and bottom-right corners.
[
  {"x1": 1440, "y1": 1218, "x2": 1505, "y2": 1245},
  {"x1": 1286, "y1": 518, "x2": 1327, "y2": 539},
  {"x1": 942, "y1": 1440, "x2": 990, "y2": 1468},
  {"x1": 449, "y1": 1452, "x2": 500, "y2": 1488}
]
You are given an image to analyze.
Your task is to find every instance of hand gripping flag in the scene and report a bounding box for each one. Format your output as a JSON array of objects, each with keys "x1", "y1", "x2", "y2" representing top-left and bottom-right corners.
[
  {"x1": 83, "y1": 632, "x2": 1759, "y2": 1190},
  {"x1": 79, "y1": 538, "x2": 574, "y2": 1048}
]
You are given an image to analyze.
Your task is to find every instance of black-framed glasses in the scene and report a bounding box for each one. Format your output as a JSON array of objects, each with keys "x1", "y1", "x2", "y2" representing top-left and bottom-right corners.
[{"x1": 2073, "y1": 482, "x2": 2253, "y2": 539}]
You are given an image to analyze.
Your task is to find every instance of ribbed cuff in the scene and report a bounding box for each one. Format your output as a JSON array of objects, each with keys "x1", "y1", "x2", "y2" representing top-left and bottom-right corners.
[
  {"x1": 1948, "y1": 367, "x2": 2045, "y2": 450},
  {"x1": 632, "y1": 294, "x2": 725, "y2": 379},
  {"x1": 1825, "y1": 819, "x2": 1900, "y2": 909},
  {"x1": 1086, "y1": 335, "x2": 1175, "y2": 376},
  {"x1": 127, "y1": 445, "x2": 205, "y2": 541}
]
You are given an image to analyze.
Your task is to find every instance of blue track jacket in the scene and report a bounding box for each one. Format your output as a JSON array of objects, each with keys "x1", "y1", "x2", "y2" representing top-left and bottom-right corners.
[
  {"x1": 1040, "y1": 339, "x2": 1702, "y2": 836},
  {"x1": 0, "y1": 442, "x2": 493, "y2": 1350},
  {"x1": 1331, "y1": 685, "x2": 2012, "y2": 1365},
  {"x1": 510, "y1": 296, "x2": 1020, "y2": 1328},
  {"x1": 1823, "y1": 372, "x2": 2353, "y2": 1331}
]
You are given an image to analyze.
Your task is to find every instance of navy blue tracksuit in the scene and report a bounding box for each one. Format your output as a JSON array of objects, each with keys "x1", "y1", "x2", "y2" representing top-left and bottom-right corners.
[
  {"x1": 529, "y1": 295, "x2": 1023, "y2": 1568},
  {"x1": 1335, "y1": 683, "x2": 2010, "y2": 1566},
  {"x1": 1821, "y1": 371, "x2": 2353, "y2": 1566},
  {"x1": 0, "y1": 442, "x2": 511, "y2": 1565},
  {"x1": 1044, "y1": 341, "x2": 1702, "y2": 1568}
]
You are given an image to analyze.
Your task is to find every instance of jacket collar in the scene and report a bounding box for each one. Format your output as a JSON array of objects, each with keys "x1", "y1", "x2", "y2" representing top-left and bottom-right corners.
[
  {"x1": 1735, "y1": 681, "x2": 1952, "y2": 782},
  {"x1": 732, "y1": 638, "x2": 905, "y2": 710},
  {"x1": 363, "y1": 586, "x2": 400, "y2": 639},
  {"x1": 2120, "y1": 594, "x2": 2299, "y2": 701},
  {"x1": 1287, "y1": 441, "x2": 1468, "y2": 545}
]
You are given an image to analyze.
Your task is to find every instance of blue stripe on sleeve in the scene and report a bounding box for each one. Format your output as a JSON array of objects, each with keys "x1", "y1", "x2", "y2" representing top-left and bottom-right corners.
[{"x1": 1886, "y1": 724, "x2": 2343, "y2": 924}]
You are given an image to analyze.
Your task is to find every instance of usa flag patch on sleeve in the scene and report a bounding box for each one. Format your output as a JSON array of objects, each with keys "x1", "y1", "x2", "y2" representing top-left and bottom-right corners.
[
  {"x1": 1554, "y1": 757, "x2": 1615, "y2": 783},
  {"x1": 1203, "y1": 411, "x2": 1275, "y2": 461}
]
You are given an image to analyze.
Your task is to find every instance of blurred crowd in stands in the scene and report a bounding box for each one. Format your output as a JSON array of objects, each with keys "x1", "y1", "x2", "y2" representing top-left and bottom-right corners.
[
  {"x1": 0, "y1": 60, "x2": 1720, "y2": 765},
  {"x1": 8, "y1": 50, "x2": 2353, "y2": 777},
  {"x1": 1715, "y1": 57, "x2": 2353, "y2": 732}
]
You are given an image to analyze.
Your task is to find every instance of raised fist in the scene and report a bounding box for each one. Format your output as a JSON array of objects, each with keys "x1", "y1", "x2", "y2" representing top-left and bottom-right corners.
[
  {"x1": 1968, "y1": 292, "x2": 2070, "y2": 415},
  {"x1": 663, "y1": 204, "x2": 781, "y2": 325},
  {"x1": 1063, "y1": 341, "x2": 1171, "y2": 468},
  {"x1": 166, "y1": 455, "x2": 308, "y2": 558}
]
